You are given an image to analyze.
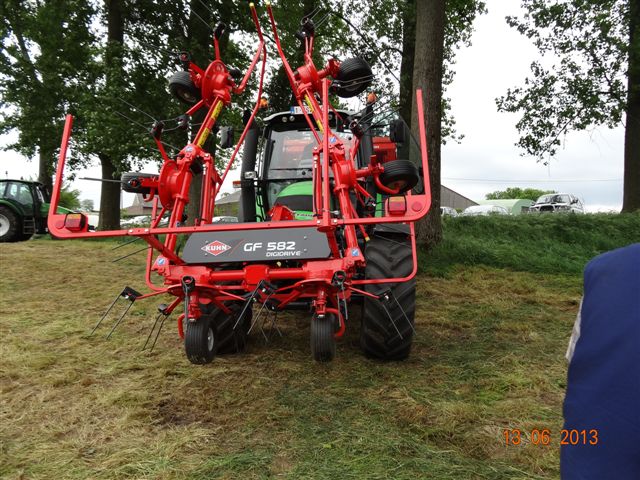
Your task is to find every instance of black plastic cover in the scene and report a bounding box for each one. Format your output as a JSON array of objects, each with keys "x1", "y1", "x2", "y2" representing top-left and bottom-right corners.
[{"x1": 182, "y1": 226, "x2": 331, "y2": 264}]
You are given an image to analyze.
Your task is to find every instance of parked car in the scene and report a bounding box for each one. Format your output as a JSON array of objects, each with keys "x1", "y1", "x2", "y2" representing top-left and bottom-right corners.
[
  {"x1": 212, "y1": 216, "x2": 239, "y2": 223},
  {"x1": 529, "y1": 193, "x2": 584, "y2": 214},
  {"x1": 440, "y1": 206, "x2": 458, "y2": 217},
  {"x1": 121, "y1": 215, "x2": 151, "y2": 227},
  {"x1": 461, "y1": 205, "x2": 510, "y2": 216}
]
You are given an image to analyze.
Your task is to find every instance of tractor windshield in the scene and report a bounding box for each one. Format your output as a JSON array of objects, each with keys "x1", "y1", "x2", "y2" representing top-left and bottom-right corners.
[{"x1": 265, "y1": 125, "x2": 354, "y2": 180}]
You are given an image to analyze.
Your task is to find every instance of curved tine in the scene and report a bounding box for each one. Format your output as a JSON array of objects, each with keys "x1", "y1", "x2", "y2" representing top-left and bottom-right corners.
[
  {"x1": 196, "y1": 0, "x2": 215, "y2": 16},
  {"x1": 334, "y1": 74, "x2": 375, "y2": 89},
  {"x1": 358, "y1": 105, "x2": 402, "y2": 131},
  {"x1": 115, "y1": 110, "x2": 151, "y2": 131},
  {"x1": 361, "y1": 105, "x2": 402, "y2": 127},
  {"x1": 117, "y1": 97, "x2": 158, "y2": 122},
  {"x1": 358, "y1": 98, "x2": 398, "y2": 123},
  {"x1": 326, "y1": 11, "x2": 400, "y2": 84},
  {"x1": 136, "y1": 39, "x2": 180, "y2": 59},
  {"x1": 190, "y1": 7, "x2": 213, "y2": 32},
  {"x1": 305, "y1": 4, "x2": 323, "y2": 21},
  {"x1": 114, "y1": 111, "x2": 182, "y2": 153},
  {"x1": 314, "y1": 12, "x2": 331, "y2": 29}
]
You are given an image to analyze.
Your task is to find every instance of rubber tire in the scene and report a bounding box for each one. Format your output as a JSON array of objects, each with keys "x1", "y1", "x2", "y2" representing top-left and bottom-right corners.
[
  {"x1": 361, "y1": 236, "x2": 415, "y2": 360},
  {"x1": 215, "y1": 304, "x2": 253, "y2": 355},
  {"x1": 169, "y1": 71, "x2": 201, "y2": 105},
  {"x1": 0, "y1": 206, "x2": 21, "y2": 243},
  {"x1": 121, "y1": 172, "x2": 156, "y2": 195},
  {"x1": 310, "y1": 313, "x2": 337, "y2": 362},
  {"x1": 333, "y1": 57, "x2": 373, "y2": 98},
  {"x1": 184, "y1": 315, "x2": 217, "y2": 364},
  {"x1": 379, "y1": 160, "x2": 419, "y2": 194}
]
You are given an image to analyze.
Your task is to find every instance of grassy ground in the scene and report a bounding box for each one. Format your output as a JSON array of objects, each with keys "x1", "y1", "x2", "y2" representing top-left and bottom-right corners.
[
  {"x1": 2, "y1": 215, "x2": 631, "y2": 479},
  {"x1": 426, "y1": 213, "x2": 640, "y2": 276}
]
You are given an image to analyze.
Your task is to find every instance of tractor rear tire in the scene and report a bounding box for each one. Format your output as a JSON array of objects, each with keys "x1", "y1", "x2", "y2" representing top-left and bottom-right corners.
[
  {"x1": 121, "y1": 172, "x2": 156, "y2": 195},
  {"x1": 379, "y1": 160, "x2": 419, "y2": 194},
  {"x1": 361, "y1": 236, "x2": 415, "y2": 360},
  {"x1": 169, "y1": 71, "x2": 201, "y2": 105},
  {"x1": 184, "y1": 315, "x2": 217, "y2": 364},
  {"x1": 18, "y1": 231, "x2": 33, "y2": 241},
  {"x1": 0, "y1": 206, "x2": 21, "y2": 243},
  {"x1": 333, "y1": 57, "x2": 373, "y2": 98},
  {"x1": 310, "y1": 313, "x2": 336, "y2": 362}
]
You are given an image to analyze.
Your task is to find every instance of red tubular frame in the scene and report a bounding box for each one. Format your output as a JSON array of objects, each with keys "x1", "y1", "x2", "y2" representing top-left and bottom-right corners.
[{"x1": 48, "y1": 3, "x2": 432, "y2": 337}]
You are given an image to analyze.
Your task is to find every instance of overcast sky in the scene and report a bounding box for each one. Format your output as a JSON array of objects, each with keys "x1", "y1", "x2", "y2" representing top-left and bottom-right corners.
[{"x1": 0, "y1": 0, "x2": 625, "y2": 212}]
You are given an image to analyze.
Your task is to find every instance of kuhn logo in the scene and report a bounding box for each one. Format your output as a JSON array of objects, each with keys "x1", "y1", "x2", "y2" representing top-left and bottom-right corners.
[{"x1": 202, "y1": 240, "x2": 231, "y2": 256}]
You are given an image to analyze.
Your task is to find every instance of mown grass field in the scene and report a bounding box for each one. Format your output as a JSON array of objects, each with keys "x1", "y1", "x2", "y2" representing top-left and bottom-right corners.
[{"x1": 0, "y1": 214, "x2": 637, "y2": 479}]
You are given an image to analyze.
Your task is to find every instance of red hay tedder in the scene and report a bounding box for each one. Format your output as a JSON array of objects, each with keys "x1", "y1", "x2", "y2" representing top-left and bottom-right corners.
[{"x1": 48, "y1": 2, "x2": 431, "y2": 363}]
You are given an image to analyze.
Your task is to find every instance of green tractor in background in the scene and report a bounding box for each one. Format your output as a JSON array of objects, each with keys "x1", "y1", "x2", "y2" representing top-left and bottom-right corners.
[{"x1": 0, "y1": 179, "x2": 58, "y2": 242}]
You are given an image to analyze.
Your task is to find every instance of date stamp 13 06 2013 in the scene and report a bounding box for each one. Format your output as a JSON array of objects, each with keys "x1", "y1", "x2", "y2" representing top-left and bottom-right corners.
[{"x1": 503, "y1": 429, "x2": 599, "y2": 446}]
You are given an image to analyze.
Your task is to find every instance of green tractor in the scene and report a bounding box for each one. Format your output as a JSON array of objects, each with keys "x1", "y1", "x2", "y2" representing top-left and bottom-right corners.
[
  {"x1": 0, "y1": 179, "x2": 55, "y2": 242},
  {"x1": 233, "y1": 107, "x2": 422, "y2": 360}
]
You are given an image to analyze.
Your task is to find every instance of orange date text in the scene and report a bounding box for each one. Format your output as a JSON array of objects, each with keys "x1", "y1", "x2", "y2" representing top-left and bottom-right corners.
[{"x1": 503, "y1": 429, "x2": 599, "y2": 446}]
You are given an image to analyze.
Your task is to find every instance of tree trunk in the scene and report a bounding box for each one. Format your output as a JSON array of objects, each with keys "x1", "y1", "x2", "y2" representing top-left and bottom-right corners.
[
  {"x1": 38, "y1": 146, "x2": 53, "y2": 193},
  {"x1": 622, "y1": 0, "x2": 640, "y2": 212},
  {"x1": 399, "y1": 0, "x2": 416, "y2": 124},
  {"x1": 410, "y1": 0, "x2": 445, "y2": 248},
  {"x1": 97, "y1": 0, "x2": 124, "y2": 230},
  {"x1": 98, "y1": 155, "x2": 120, "y2": 230}
]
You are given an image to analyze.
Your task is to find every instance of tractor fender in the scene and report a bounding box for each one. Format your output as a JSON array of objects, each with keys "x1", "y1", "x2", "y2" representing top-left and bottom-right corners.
[{"x1": 0, "y1": 199, "x2": 25, "y2": 217}]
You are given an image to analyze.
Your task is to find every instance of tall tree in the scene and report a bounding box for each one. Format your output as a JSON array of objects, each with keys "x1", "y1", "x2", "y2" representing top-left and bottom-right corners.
[
  {"x1": 0, "y1": 0, "x2": 95, "y2": 191},
  {"x1": 497, "y1": 0, "x2": 639, "y2": 212},
  {"x1": 409, "y1": 0, "x2": 485, "y2": 248},
  {"x1": 411, "y1": 0, "x2": 446, "y2": 247}
]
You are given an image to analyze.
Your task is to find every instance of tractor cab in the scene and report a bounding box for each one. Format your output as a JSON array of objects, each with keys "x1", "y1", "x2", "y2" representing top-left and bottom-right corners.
[
  {"x1": 238, "y1": 106, "x2": 422, "y2": 224},
  {"x1": 254, "y1": 109, "x2": 358, "y2": 221},
  {"x1": 0, "y1": 179, "x2": 51, "y2": 242}
]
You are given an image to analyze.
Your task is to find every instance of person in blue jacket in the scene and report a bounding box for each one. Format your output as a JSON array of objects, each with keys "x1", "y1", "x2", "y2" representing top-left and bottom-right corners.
[{"x1": 562, "y1": 243, "x2": 640, "y2": 479}]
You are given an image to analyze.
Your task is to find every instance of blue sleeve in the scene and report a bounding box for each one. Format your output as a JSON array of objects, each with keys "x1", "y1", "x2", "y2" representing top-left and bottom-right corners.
[{"x1": 561, "y1": 243, "x2": 640, "y2": 479}]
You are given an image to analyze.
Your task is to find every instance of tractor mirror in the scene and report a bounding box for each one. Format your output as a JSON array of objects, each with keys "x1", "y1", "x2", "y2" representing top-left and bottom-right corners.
[
  {"x1": 389, "y1": 119, "x2": 406, "y2": 144},
  {"x1": 219, "y1": 126, "x2": 234, "y2": 149}
]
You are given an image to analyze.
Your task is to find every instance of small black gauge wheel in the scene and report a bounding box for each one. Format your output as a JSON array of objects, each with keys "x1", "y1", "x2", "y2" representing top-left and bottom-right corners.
[
  {"x1": 379, "y1": 160, "x2": 419, "y2": 194},
  {"x1": 168, "y1": 71, "x2": 201, "y2": 104},
  {"x1": 121, "y1": 172, "x2": 156, "y2": 195},
  {"x1": 184, "y1": 315, "x2": 217, "y2": 364},
  {"x1": 332, "y1": 57, "x2": 373, "y2": 98},
  {"x1": 310, "y1": 313, "x2": 337, "y2": 362}
]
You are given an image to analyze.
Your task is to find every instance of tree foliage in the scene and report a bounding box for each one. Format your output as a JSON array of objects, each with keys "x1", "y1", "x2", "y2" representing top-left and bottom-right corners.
[
  {"x1": 337, "y1": 0, "x2": 485, "y2": 141},
  {"x1": 497, "y1": 0, "x2": 630, "y2": 161},
  {"x1": 0, "y1": 0, "x2": 96, "y2": 189},
  {"x1": 497, "y1": 0, "x2": 640, "y2": 212},
  {"x1": 486, "y1": 187, "x2": 555, "y2": 201},
  {"x1": 80, "y1": 198, "x2": 94, "y2": 211},
  {"x1": 59, "y1": 183, "x2": 82, "y2": 210}
]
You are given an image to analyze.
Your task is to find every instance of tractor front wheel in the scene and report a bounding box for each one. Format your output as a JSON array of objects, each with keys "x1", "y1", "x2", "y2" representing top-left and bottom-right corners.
[
  {"x1": 310, "y1": 313, "x2": 336, "y2": 362},
  {"x1": 0, "y1": 206, "x2": 21, "y2": 243},
  {"x1": 360, "y1": 236, "x2": 416, "y2": 360}
]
